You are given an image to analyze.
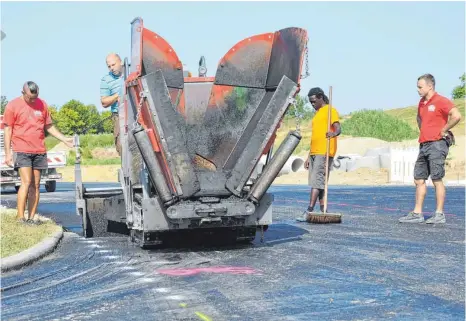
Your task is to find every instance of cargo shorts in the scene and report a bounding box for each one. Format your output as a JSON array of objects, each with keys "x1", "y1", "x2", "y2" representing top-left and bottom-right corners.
[
  {"x1": 413, "y1": 139, "x2": 449, "y2": 181},
  {"x1": 112, "y1": 112, "x2": 122, "y2": 156},
  {"x1": 14, "y1": 152, "x2": 48, "y2": 171},
  {"x1": 308, "y1": 155, "x2": 333, "y2": 189}
]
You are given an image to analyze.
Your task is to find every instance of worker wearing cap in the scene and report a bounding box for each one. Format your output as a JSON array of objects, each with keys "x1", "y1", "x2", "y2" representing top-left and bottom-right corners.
[
  {"x1": 100, "y1": 53, "x2": 124, "y2": 156},
  {"x1": 297, "y1": 87, "x2": 341, "y2": 222},
  {"x1": 399, "y1": 73, "x2": 462, "y2": 224},
  {"x1": 3, "y1": 81, "x2": 74, "y2": 224}
]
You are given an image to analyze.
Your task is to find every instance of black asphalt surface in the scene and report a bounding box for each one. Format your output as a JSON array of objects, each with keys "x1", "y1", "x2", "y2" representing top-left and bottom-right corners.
[{"x1": 1, "y1": 183, "x2": 465, "y2": 321}]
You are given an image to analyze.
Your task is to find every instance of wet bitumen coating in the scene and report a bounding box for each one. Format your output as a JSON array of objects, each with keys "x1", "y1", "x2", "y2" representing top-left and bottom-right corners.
[{"x1": 1, "y1": 183, "x2": 464, "y2": 320}]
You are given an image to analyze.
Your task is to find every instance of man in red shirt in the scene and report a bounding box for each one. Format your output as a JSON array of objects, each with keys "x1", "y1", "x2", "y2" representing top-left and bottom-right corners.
[
  {"x1": 3, "y1": 81, "x2": 74, "y2": 224},
  {"x1": 399, "y1": 74, "x2": 462, "y2": 224}
]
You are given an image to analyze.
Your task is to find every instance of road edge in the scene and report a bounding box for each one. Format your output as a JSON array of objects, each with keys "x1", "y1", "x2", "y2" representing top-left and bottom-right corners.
[{"x1": 1, "y1": 228, "x2": 64, "y2": 273}]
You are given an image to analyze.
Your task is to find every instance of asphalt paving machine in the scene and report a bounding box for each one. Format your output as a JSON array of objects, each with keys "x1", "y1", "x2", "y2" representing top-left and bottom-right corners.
[{"x1": 75, "y1": 17, "x2": 309, "y2": 247}]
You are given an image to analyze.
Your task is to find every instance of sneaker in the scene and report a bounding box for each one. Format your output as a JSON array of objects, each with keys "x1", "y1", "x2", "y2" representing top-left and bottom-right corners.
[
  {"x1": 399, "y1": 212, "x2": 424, "y2": 223},
  {"x1": 425, "y1": 212, "x2": 446, "y2": 224}
]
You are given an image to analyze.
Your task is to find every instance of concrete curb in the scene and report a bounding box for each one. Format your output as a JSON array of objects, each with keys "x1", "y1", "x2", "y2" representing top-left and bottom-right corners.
[{"x1": 1, "y1": 228, "x2": 64, "y2": 273}]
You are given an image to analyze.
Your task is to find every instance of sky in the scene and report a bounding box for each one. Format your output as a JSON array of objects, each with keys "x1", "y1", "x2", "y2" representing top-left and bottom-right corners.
[{"x1": 1, "y1": 1, "x2": 465, "y2": 116}]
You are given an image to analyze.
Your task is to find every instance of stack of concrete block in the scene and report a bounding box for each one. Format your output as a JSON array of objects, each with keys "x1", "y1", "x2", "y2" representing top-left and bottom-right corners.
[{"x1": 332, "y1": 147, "x2": 393, "y2": 172}]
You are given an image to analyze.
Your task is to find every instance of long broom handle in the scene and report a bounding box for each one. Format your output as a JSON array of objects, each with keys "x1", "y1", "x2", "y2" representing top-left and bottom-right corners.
[{"x1": 323, "y1": 86, "x2": 332, "y2": 214}]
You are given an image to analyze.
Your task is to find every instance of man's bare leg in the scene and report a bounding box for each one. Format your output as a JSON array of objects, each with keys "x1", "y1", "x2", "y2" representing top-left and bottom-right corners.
[
  {"x1": 399, "y1": 178, "x2": 426, "y2": 223},
  {"x1": 17, "y1": 167, "x2": 33, "y2": 220},
  {"x1": 27, "y1": 169, "x2": 42, "y2": 221},
  {"x1": 413, "y1": 179, "x2": 427, "y2": 213},
  {"x1": 318, "y1": 189, "x2": 325, "y2": 212},
  {"x1": 308, "y1": 188, "x2": 320, "y2": 211},
  {"x1": 432, "y1": 179, "x2": 446, "y2": 213}
]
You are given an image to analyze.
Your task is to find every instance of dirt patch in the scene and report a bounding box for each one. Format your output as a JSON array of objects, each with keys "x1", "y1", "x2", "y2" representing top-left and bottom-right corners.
[
  {"x1": 91, "y1": 147, "x2": 119, "y2": 159},
  {"x1": 58, "y1": 165, "x2": 120, "y2": 183}
]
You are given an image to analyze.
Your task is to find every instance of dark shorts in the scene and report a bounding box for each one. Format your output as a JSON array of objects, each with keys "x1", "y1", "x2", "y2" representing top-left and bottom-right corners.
[
  {"x1": 413, "y1": 139, "x2": 449, "y2": 181},
  {"x1": 308, "y1": 155, "x2": 334, "y2": 189},
  {"x1": 14, "y1": 152, "x2": 48, "y2": 171}
]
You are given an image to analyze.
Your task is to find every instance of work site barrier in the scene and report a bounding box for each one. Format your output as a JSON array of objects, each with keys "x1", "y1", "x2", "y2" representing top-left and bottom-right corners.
[{"x1": 389, "y1": 147, "x2": 424, "y2": 184}]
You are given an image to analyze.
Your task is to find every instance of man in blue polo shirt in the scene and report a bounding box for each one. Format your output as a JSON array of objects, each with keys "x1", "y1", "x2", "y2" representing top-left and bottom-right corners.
[{"x1": 100, "y1": 53, "x2": 124, "y2": 155}]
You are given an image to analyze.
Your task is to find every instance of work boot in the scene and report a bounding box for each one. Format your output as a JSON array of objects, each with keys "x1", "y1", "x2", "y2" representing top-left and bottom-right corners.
[
  {"x1": 425, "y1": 212, "x2": 446, "y2": 224},
  {"x1": 398, "y1": 212, "x2": 424, "y2": 223}
]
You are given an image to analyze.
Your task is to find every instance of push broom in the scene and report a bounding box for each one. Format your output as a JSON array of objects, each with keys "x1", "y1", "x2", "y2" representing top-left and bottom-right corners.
[{"x1": 307, "y1": 86, "x2": 342, "y2": 224}]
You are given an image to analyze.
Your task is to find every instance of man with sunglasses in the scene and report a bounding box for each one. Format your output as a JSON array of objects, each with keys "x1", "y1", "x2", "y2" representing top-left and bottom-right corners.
[
  {"x1": 297, "y1": 87, "x2": 341, "y2": 222},
  {"x1": 3, "y1": 81, "x2": 74, "y2": 224}
]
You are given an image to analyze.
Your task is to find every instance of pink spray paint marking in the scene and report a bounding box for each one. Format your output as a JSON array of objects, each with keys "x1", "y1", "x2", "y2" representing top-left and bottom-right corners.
[{"x1": 156, "y1": 266, "x2": 259, "y2": 276}]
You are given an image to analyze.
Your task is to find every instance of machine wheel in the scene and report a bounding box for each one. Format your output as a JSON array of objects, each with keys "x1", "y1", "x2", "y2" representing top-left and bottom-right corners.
[{"x1": 45, "y1": 181, "x2": 56, "y2": 192}]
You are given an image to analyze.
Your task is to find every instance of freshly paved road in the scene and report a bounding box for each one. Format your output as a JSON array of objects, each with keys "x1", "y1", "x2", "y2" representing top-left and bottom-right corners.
[{"x1": 1, "y1": 183, "x2": 464, "y2": 321}]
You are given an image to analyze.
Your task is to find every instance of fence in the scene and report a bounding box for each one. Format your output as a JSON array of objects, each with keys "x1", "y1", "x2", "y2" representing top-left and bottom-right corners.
[{"x1": 389, "y1": 147, "x2": 430, "y2": 184}]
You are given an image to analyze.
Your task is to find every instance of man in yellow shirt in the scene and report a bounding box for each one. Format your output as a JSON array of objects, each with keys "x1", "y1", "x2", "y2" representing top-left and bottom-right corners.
[{"x1": 297, "y1": 87, "x2": 341, "y2": 221}]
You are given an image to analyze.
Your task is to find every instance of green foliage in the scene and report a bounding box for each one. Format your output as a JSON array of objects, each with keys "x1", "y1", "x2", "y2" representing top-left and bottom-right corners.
[
  {"x1": 452, "y1": 73, "x2": 465, "y2": 99},
  {"x1": 54, "y1": 100, "x2": 101, "y2": 135},
  {"x1": 341, "y1": 109, "x2": 419, "y2": 142},
  {"x1": 1, "y1": 96, "x2": 8, "y2": 114},
  {"x1": 45, "y1": 136, "x2": 60, "y2": 150},
  {"x1": 284, "y1": 94, "x2": 315, "y2": 121},
  {"x1": 78, "y1": 134, "x2": 115, "y2": 149},
  {"x1": 100, "y1": 111, "x2": 114, "y2": 134}
]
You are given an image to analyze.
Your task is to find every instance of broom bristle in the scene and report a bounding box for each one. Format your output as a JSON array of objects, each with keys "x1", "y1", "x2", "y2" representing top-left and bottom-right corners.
[{"x1": 306, "y1": 212, "x2": 342, "y2": 224}]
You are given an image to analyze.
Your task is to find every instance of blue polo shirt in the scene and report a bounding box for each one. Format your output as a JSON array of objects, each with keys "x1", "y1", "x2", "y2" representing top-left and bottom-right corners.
[{"x1": 100, "y1": 72, "x2": 124, "y2": 113}]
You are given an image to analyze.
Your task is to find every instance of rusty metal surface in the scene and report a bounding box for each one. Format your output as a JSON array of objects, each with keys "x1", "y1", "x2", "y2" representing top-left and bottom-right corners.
[
  {"x1": 141, "y1": 29, "x2": 184, "y2": 90},
  {"x1": 187, "y1": 87, "x2": 266, "y2": 170},
  {"x1": 266, "y1": 27, "x2": 308, "y2": 89},
  {"x1": 225, "y1": 76, "x2": 298, "y2": 194},
  {"x1": 214, "y1": 33, "x2": 274, "y2": 88},
  {"x1": 142, "y1": 71, "x2": 200, "y2": 198},
  {"x1": 182, "y1": 82, "x2": 214, "y2": 125}
]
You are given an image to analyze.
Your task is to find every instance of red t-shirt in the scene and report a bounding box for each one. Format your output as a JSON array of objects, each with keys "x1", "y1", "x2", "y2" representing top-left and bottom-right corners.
[
  {"x1": 418, "y1": 93, "x2": 454, "y2": 143},
  {"x1": 3, "y1": 97, "x2": 53, "y2": 153}
]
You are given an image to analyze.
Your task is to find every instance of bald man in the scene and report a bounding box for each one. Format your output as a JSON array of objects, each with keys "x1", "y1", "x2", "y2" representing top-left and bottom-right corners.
[
  {"x1": 100, "y1": 53, "x2": 124, "y2": 155},
  {"x1": 3, "y1": 81, "x2": 74, "y2": 223}
]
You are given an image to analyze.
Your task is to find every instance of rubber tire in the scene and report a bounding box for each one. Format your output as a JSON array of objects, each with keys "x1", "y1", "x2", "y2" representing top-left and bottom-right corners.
[
  {"x1": 15, "y1": 185, "x2": 20, "y2": 193},
  {"x1": 45, "y1": 181, "x2": 56, "y2": 192}
]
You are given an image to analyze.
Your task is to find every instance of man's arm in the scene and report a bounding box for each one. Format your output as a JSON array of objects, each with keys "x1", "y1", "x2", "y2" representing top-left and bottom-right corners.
[
  {"x1": 441, "y1": 107, "x2": 462, "y2": 136},
  {"x1": 45, "y1": 124, "x2": 74, "y2": 148},
  {"x1": 3, "y1": 103, "x2": 15, "y2": 166},
  {"x1": 327, "y1": 107, "x2": 341, "y2": 138},
  {"x1": 4, "y1": 125, "x2": 12, "y2": 155},
  {"x1": 100, "y1": 77, "x2": 118, "y2": 108},
  {"x1": 417, "y1": 114, "x2": 422, "y2": 130},
  {"x1": 332, "y1": 121, "x2": 341, "y2": 136},
  {"x1": 101, "y1": 93, "x2": 119, "y2": 108}
]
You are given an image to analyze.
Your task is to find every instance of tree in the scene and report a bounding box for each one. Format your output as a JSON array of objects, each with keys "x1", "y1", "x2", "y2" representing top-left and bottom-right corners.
[
  {"x1": 57, "y1": 100, "x2": 101, "y2": 135},
  {"x1": 1, "y1": 96, "x2": 8, "y2": 114},
  {"x1": 99, "y1": 110, "x2": 114, "y2": 134},
  {"x1": 452, "y1": 73, "x2": 465, "y2": 99}
]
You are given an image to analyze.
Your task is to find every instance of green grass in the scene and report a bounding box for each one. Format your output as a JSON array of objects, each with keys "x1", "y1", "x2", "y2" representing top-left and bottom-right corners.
[
  {"x1": 341, "y1": 109, "x2": 419, "y2": 142},
  {"x1": 65, "y1": 148, "x2": 121, "y2": 166},
  {"x1": 1, "y1": 209, "x2": 62, "y2": 258},
  {"x1": 45, "y1": 134, "x2": 118, "y2": 166},
  {"x1": 384, "y1": 98, "x2": 465, "y2": 136},
  {"x1": 46, "y1": 133, "x2": 115, "y2": 150},
  {"x1": 45, "y1": 136, "x2": 60, "y2": 150}
]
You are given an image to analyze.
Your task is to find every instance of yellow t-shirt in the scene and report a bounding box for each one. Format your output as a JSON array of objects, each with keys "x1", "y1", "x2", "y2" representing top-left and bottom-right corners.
[{"x1": 310, "y1": 104, "x2": 340, "y2": 157}]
